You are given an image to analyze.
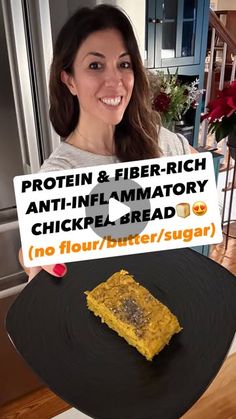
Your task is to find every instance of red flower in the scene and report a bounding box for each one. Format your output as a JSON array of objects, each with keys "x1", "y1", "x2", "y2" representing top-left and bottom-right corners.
[
  {"x1": 201, "y1": 79, "x2": 236, "y2": 142},
  {"x1": 202, "y1": 80, "x2": 236, "y2": 122},
  {"x1": 153, "y1": 92, "x2": 171, "y2": 113}
]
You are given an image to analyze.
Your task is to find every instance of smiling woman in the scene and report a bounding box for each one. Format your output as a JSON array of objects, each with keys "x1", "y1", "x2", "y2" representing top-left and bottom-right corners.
[
  {"x1": 19, "y1": 4, "x2": 192, "y2": 281},
  {"x1": 44, "y1": 4, "x2": 192, "y2": 168},
  {"x1": 48, "y1": 4, "x2": 163, "y2": 162}
]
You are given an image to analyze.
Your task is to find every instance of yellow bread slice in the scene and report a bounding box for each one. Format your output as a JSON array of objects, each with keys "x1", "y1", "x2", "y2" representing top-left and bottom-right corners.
[{"x1": 85, "y1": 270, "x2": 182, "y2": 361}]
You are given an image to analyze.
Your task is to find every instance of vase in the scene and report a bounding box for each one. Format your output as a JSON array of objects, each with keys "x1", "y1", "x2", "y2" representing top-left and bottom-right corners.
[
  {"x1": 163, "y1": 120, "x2": 175, "y2": 132},
  {"x1": 174, "y1": 120, "x2": 185, "y2": 130}
]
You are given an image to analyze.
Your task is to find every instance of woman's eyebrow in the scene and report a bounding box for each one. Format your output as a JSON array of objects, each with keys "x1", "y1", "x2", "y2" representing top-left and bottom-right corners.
[
  {"x1": 119, "y1": 52, "x2": 130, "y2": 58},
  {"x1": 83, "y1": 51, "x2": 130, "y2": 60}
]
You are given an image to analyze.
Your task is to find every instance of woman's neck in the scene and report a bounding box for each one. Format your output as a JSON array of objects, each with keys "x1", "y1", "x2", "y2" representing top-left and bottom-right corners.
[{"x1": 66, "y1": 121, "x2": 115, "y2": 156}]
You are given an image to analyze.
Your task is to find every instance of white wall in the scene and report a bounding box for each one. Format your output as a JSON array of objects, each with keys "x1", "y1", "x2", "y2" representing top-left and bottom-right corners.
[
  {"x1": 217, "y1": 0, "x2": 236, "y2": 9},
  {"x1": 210, "y1": 0, "x2": 218, "y2": 10}
]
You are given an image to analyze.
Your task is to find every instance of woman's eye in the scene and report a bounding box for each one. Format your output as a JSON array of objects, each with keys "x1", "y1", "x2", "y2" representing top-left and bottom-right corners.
[
  {"x1": 120, "y1": 61, "x2": 132, "y2": 69},
  {"x1": 89, "y1": 62, "x2": 102, "y2": 70}
]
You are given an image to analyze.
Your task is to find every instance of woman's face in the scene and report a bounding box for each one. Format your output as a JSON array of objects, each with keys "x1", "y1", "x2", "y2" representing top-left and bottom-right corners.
[{"x1": 62, "y1": 29, "x2": 134, "y2": 127}]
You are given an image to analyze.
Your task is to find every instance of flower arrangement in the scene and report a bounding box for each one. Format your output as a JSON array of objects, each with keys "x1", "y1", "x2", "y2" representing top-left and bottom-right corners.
[
  {"x1": 201, "y1": 80, "x2": 236, "y2": 142},
  {"x1": 148, "y1": 69, "x2": 202, "y2": 128}
]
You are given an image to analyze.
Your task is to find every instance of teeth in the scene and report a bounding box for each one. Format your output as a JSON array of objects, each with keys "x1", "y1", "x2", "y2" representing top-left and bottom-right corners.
[{"x1": 100, "y1": 97, "x2": 121, "y2": 106}]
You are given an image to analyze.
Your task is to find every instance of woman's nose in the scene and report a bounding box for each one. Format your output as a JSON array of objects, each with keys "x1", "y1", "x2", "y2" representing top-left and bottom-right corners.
[{"x1": 104, "y1": 67, "x2": 122, "y2": 87}]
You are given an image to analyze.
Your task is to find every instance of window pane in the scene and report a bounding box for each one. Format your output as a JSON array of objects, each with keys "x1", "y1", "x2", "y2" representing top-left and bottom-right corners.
[
  {"x1": 162, "y1": 22, "x2": 176, "y2": 58},
  {"x1": 184, "y1": 0, "x2": 197, "y2": 19},
  {"x1": 182, "y1": 21, "x2": 195, "y2": 56},
  {"x1": 163, "y1": 0, "x2": 177, "y2": 20}
]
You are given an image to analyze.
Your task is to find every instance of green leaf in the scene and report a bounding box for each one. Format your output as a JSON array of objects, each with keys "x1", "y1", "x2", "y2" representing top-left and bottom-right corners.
[{"x1": 215, "y1": 124, "x2": 229, "y2": 142}]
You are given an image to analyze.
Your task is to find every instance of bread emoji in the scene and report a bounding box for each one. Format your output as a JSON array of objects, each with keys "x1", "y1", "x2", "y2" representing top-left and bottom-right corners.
[{"x1": 176, "y1": 203, "x2": 190, "y2": 218}]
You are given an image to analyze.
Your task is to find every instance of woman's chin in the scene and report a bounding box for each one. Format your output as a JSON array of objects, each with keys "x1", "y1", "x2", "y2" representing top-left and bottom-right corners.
[
  {"x1": 102, "y1": 112, "x2": 125, "y2": 126},
  {"x1": 87, "y1": 108, "x2": 126, "y2": 127}
]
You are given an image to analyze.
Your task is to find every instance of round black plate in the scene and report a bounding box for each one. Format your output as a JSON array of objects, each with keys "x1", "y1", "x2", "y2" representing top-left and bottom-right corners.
[{"x1": 6, "y1": 249, "x2": 236, "y2": 419}]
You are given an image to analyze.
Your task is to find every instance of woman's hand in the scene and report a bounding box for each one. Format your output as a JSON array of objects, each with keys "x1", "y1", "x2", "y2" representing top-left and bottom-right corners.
[
  {"x1": 18, "y1": 248, "x2": 67, "y2": 281},
  {"x1": 189, "y1": 145, "x2": 198, "y2": 154}
]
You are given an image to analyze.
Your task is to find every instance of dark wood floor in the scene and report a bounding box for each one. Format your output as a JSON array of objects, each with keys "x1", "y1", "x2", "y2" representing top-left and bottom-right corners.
[
  {"x1": 1, "y1": 232, "x2": 235, "y2": 419},
  {"x1": 209, "y1": 223, "x2": 236, "y2": 276},
  {"x1": 0, "y1": 387, "x2": 69, "y2": 419}
]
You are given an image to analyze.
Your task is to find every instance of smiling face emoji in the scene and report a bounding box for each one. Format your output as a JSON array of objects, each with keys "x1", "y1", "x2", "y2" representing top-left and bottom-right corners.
[{"x1": 192, "y1": 201, "x2": 207, "y2": 216}]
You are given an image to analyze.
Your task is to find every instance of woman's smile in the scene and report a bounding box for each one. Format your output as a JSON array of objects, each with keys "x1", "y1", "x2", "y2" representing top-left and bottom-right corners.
[{"x1": 99, "y1": 96, "x2": 123, "y2": 107}]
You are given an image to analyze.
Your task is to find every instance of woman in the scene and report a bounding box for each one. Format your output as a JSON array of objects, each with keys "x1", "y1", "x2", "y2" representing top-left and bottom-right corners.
[{"x1": 20, "y1": 4, "x2": 195, "y2": 280}]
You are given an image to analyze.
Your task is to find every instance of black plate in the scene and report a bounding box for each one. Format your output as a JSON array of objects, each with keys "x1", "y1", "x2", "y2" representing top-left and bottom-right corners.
[{"x1": 6, "y1": 249, "x2": 236, "y2": 419}]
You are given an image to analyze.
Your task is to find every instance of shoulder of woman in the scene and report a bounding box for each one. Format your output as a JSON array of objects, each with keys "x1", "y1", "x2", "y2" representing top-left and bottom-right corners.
[
  {"x1": 158, "y1": 126, "x2": 191, "y2": 156},
  {"x1": 39, "y1": 142, "x2": 78, "y2": 172}
]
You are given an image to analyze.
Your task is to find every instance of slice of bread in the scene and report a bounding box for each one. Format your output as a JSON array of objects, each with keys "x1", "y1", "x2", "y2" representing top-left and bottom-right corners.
[{"x1": 85, "y1": 270, "x2": 182, "y2": 361}]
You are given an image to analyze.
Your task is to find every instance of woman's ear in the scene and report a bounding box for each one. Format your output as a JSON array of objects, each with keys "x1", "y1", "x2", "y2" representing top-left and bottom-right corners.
[{"x1": 61, "y1": 71, "x2": 77, "y2": 96}]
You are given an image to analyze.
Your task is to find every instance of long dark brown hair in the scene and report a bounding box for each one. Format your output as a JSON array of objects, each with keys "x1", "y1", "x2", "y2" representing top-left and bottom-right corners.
[{"x1": 49, "y1": 4, "x2": 162, "y2": 161}]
